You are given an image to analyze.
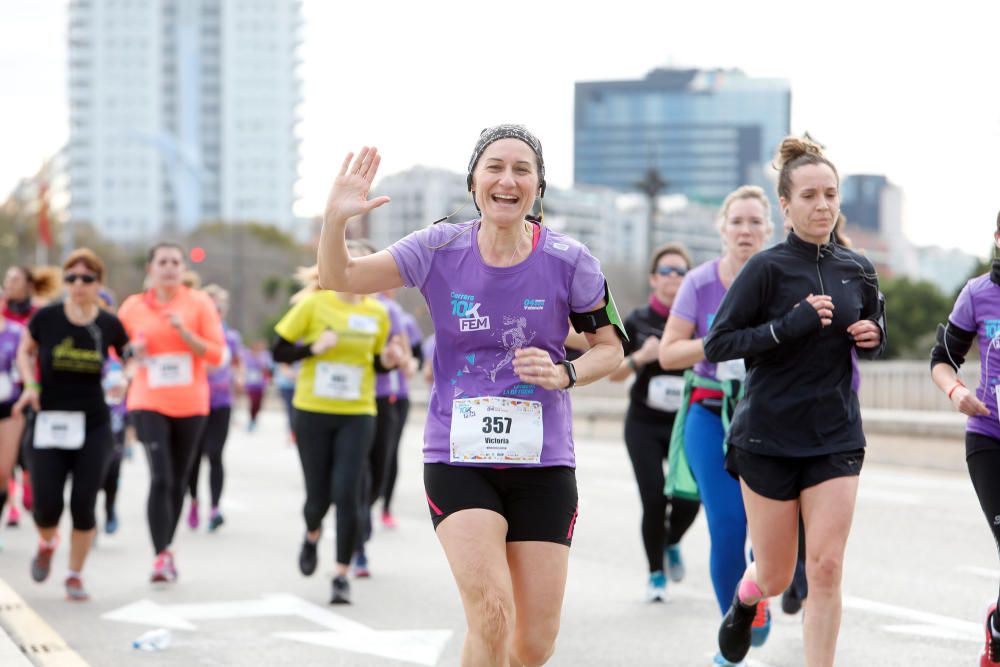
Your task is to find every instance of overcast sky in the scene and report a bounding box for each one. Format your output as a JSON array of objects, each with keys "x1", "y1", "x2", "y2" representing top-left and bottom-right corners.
[{"x1": 3, "y1": 1, "x2": 998, "y2": 256}]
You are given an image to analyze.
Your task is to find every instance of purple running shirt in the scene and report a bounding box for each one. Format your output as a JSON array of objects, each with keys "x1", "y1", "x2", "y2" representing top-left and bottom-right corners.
[
  {"x1": 374, "y1": 294, "x2": 406, "y2": 399},
  {"x1": 243, "y1": 348, "x2": 271, "y2": 391},
  {"x1": 949, "y1": 274, "x2": 1000, "y2": 441},
  {"x1": 207, "y1": 327, "x2": 243, "y2": 409},
  {"x1": 671, "y1": 258, "x2": 729, "y2": 381},
  {"x1": 0, "y1": 319, "x2": 23, "y2": 406},
  {"x1": 388, "y1": 220, "x2": 606, "y2": 467}
]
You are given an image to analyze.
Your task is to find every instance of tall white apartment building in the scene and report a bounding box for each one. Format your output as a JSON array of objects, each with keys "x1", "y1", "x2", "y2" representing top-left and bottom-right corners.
[{"x1": 67, "y1": 0, "x2": 302, "y2": 242}]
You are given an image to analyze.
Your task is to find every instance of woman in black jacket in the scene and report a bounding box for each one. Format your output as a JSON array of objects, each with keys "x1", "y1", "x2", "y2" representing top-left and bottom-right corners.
[{"x1": 703, "y1": 137, "x2": 885, "y2": 667}]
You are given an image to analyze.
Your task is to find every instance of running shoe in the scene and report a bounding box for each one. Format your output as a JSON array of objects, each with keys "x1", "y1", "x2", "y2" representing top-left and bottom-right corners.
[
  {"x1": 330, "y1": 575, "x2": 351, "y2": 604},
  {"x1": 353, "y1": 550, "x2": 370, "y2": 578},
  {"x1": 21, "y1": 477, "x2": 33, "y2": 511},
  {"x1": 718, "y1": 589, "x2": 756, "y2": 664},
  {"x1": 381, "y1": 510, "x2": 397, "y2": 529},
  {"x1": 31, "y1": 540, "x2": 56, "y2": 583},
  {"x1": 646, "y1": 570, "x2": 666, "y2": 602},
  {"x1": 247, "y1": 419, "x2": 257, "y2": 433},
  {"x1": 665, "y1": 543, "x2": 686, "y2": 582},
  {"x1": 7, "y1": 504, "x2": 20, "y2": 528},
  {"x1": 712, "y1": 652, "x2": 745, "y2": 666},
  {"x1": 151, "y1": 550, "x2": 177, "y2": 584},
  {"x1": 781, "y1": 585, "x2": 803, "y2": 615},
  {"x1": 299, "y1": 538, "x2": 318, "y2": 576},
  {"x1": 65, "y1": 576, "x2": 89, "y2": 602},
  {"x1": 187, "y1": 501, "x2": 199, "y2": 530},
  {"x1": 105, "y1": 512, "x2": 119, "y2": 535},
  {"x1": 750, "y1": 599, "x2": 772, "y2": 647},
  {"x1": 981, "y1": 603, "x2": 1000, "y2": 666},
  {"x1": 207, "y1": 511, "x2": 224, "y2": 532}
]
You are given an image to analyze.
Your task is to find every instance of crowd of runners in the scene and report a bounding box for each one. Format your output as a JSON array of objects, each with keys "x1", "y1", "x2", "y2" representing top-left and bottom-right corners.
[{"x1": 2, "y1": 124, "x2": 999, "y2": 667}]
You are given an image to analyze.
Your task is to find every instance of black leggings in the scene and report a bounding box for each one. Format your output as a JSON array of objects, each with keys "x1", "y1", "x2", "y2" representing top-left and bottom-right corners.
[
  {"x1": 132, "y1": 410, "x2": 207, "y2": 554},
  {"x1": 967, "y1": 441, "x2": 1000, "y2": 616},
  {"x1": 294, "y1": 409, "x2": 374, "y2": 566},
  {"x1": 381, "y1": 398, "x2": 410, "y2": 512},
  {"x1": 102, "y1": 426, "x2": 126, "y2": 518},
  {"x1": 32, "y1": 416, "x2": 112, "y2": 531},
  {"x1": 624, "y1": 413, "x2": 701, "y2": 573},
  {"x1": 188, "y1": 406, "x2": 231, "y2": 507}
]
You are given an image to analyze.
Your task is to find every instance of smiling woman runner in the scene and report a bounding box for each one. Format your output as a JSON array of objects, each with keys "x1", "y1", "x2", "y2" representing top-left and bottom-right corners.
[
  {"x1": 315, "y1": 125, "x2": 624, "y2": 666},
  {"x1": 118, "y1": 243, "x2": 225, "y2": 585},
  {"x1": 704, "y1": 137, "x2": 885, "y2": 667},
  {"x1": 13, "y1": 249, "x2": 129, "y2": 601}
]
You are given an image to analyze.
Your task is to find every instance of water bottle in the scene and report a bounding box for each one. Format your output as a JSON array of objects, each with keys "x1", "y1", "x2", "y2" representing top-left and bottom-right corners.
[
  {"x1": 103, "y1": 363, "x2": 125, "y2": 406},
  {"x1": 132, "y1": 628, "x2": 171, "y2": 651}
]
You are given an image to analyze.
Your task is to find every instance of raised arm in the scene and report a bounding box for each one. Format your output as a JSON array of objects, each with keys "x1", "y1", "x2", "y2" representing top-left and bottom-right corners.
[{"x1": 317, "y1": 147, "x2": 405, "y2": 294}]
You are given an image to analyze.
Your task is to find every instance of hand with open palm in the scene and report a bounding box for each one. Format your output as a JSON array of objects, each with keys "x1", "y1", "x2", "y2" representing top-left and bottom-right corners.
[{"x1": 324, "y1": 147, "x2": 392, "y2": 224}]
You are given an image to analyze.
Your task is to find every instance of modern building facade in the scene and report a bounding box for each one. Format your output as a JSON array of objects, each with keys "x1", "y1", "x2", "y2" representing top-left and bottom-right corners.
[
  {"x1": 67, "y1": 0, "x2": 302, "y2": 242},
  {"x1": 574, "y1": 68, "x2": 790, "y2": 206}
]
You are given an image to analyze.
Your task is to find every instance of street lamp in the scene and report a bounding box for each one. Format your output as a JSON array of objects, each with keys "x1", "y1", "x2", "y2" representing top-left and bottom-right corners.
[{"x1": 635, "y1": 167, "x2": 668, "y2": 254}]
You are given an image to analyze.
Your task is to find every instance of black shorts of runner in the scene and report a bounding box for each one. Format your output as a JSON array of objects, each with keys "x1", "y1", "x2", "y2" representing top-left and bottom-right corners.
[
  {"x1": 0, "y1": 402, "x2": 12, "y2": 421},
  {"x1": 725, "y1": 446, "x2": 865, "y2": 501},
  {"x1": 424, "y1": 463, "x2": 579, "y2": 547}
]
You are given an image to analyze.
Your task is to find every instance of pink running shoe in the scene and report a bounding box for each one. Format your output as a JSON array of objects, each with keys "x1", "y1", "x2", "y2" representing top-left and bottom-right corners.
[
  {"x1": 151, "y1": 550, "x2": 177, "y2": 584},
  {"x1": 187, "y1": 501, "x2": 199, "y2": 530},
  {"x1": 381, "y1": 511, "x2": 397, "y2": 529}
]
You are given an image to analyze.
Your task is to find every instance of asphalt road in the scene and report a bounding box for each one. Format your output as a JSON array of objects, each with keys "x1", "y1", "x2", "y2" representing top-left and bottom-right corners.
[{"x1": 0, "y1": 404, "x2": 991, "y2": 666}]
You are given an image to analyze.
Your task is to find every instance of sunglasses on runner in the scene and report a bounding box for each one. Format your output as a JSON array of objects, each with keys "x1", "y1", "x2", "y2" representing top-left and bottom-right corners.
[
  {"x1": 64, "y1": 273, "x2": 98, "y2": 285},
  {"x1": 655, "y1": 267, "x2": 687, "y2": 277}
]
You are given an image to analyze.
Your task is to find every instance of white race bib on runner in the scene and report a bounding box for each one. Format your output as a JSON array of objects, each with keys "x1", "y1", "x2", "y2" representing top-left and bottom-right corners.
[
  {"x1": 0, "y1": 371, "x2": 12, "y2": 403},
  {"x1": 313, "y1": 362, "x2": 363, "y2": 400},
  {"x1": 647, "y1": 375, "x2": 685, "y2": 412},
  {"x1": 716, "y1": 358, "x2": 747, "y2": 382},
  {"x1": 147, "y1": 354, "x2": 194, "y2": 388},
  {"x1": 450, "y1": 396, "x2": 544, "y2": 464},
  {"x1": 246, "y1": 368, "x2": 263, "y2": 385},
  {"x1": 348, "y1": 314, "x2": 379, "y2": 334},
  {"x1": 34, "y1": 411, "x2": 86, "y2": 450}
]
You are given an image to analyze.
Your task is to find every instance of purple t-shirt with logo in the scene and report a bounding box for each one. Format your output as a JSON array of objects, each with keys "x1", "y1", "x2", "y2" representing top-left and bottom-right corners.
[
  {"x1": 949, "y1": 274, "x2": 1000, "y2": 441},
  {"x1": 375, "y1": 294, "x2": 406, "y2": 399},
  {"x1": 671, "y1": 258, "x2": 728, "y2": 381},
  {"x1": 0, "y1": 320, "x2": 23, "y2": 406},
  {"x1": 208, "y1": 327, "x2": 243, "y2": 409},
  {"x1": 243, "y1": 348, "x2": 271, "y2": 391},
  {"x1": 388, "y1": 220, "x2": 606, "y2": 468}
]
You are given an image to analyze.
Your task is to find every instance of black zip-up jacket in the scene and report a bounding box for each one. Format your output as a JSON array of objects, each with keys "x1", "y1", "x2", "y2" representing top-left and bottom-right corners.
[{"x1": 703, "y1": 232, "x2": 886, "y2": 457}]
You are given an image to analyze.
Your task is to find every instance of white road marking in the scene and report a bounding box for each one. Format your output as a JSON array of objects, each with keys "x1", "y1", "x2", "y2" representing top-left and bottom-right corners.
[
  {"x1": 845, "y1": 595, "x2": 980, "y2": 642},
  {"x1": 102, "y1": 594, "x2": 453, "y2": 665},
  {"x1": 959, "y1": 565, "x2": 1000, "y2": 580}
]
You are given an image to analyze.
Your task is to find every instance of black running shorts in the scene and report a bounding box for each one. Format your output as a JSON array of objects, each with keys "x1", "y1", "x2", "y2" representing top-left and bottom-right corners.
[
  {"x1": 725, "y1": 446, "x2": 865, "y2": 501},
  {"x1": 423, "y1": 463, "x2": 579, "y2": 546}
]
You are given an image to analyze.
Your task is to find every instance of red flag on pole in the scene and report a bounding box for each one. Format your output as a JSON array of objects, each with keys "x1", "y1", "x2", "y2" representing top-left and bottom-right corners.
[{"x1": 37, "y1": 180, "x2": 52, "y2": 248}]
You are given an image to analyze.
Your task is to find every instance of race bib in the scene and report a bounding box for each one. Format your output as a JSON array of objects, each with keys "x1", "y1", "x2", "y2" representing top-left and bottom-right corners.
[
  {"x1": 647, "y1": 375, "x2": 685, "y2": 412},
  {"x1": 147, "y1": 354, "x2": 194, "y2": 388},
  {"x1": 34, "y1": 411, "x2": 86, "y2": 450},
  {"x1": 0, "y1": 372, "x2": 12, "y2": 403},
  {"x1": 348, "y1": 314, "x2": 379, "y2": 334},
  {"x1": 313, "y1": 362, "x2": 363, "y2": 400},
  {"x1": 388, "y1": 370, "x2": 401, "y2": 395},
  {"x1": 246, "y1": 368, "x2": 264, "y2": 385},
  {"x1": 450, "y1": 396, "x2": 544, "y2": 464},
  {"x1": 716, "y1": 358, "x2": 747, "y2": 382}
]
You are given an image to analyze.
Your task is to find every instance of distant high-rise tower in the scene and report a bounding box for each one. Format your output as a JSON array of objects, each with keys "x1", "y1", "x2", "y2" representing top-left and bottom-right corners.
[
  {"x1": 67, "y1": 0, "x2": 302, "y2": 242},
  {"x1": 574, "y1": 68, "x2": 790, "y2": 206}
]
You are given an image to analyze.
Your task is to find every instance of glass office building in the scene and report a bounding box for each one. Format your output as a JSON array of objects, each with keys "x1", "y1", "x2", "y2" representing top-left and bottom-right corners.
[{"x1": 574, "y1": 68, "x2": 790, "y2": 206}]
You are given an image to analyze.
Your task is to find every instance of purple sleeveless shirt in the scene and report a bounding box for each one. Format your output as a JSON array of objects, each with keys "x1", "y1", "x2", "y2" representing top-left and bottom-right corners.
[
  {"x1": 949, "y1": 274, "x2": 1000, "y2": 442},
  {"x1": 207, "y1": 327, "x2": 243, "y2": 409},
  {"x1": 0, "y1": 320, "x2": 23, "y2": 406}
]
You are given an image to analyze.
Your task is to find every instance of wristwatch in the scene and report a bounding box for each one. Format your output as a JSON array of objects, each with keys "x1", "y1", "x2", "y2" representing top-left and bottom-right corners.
[{"x1": 558, "y1": 359, "x2": 577, "y2": 389}]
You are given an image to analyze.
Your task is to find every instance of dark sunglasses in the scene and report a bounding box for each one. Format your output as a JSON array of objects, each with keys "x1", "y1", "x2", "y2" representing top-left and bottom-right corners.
[
  {"x1": 655, "y1": 267, "x2": 687, "y2": 277},
  {"x1": 64, "y1": 273, "x2": 97, "y2": 285}
]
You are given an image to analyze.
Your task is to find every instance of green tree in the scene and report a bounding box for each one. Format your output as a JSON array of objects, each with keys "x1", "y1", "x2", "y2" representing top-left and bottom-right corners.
[{"x1": 880, "y1": 276, "x2": 953, "y2": 359}]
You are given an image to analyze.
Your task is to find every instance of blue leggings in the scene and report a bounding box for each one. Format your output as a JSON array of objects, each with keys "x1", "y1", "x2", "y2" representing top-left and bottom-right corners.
[{"x1": 684, "y1": 402, "x2": 748, "y2": 614}]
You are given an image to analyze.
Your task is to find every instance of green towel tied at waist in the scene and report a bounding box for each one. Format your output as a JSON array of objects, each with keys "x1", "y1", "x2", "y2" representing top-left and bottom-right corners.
[{"x1": 664, "y1": 369, "x2": 744, "y2": 502}]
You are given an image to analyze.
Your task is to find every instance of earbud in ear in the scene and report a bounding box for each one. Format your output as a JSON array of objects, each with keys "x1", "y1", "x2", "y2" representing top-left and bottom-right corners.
[{"x1": 784, "y1": 208, "x2": 790, "y2": 217}]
